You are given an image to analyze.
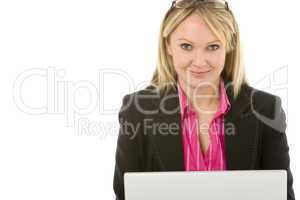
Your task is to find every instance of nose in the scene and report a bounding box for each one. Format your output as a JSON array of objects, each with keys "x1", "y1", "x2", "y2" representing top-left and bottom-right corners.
[{"x1": 192, "y1": 49, "x2": 209, "y2": 68}]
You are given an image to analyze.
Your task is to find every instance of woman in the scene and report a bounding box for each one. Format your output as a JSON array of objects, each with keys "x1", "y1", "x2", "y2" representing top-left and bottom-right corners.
[{"x1": 113, "y1": 0, "x2": 295, "y2": 200}]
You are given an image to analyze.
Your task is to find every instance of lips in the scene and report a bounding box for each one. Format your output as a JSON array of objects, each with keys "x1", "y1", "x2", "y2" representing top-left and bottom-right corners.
[{"x1": 190, "y1": 69, "x2": 211, "y2": 74}]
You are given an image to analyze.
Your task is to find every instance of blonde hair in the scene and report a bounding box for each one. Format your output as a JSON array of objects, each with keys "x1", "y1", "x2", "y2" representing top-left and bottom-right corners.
[{"x1": 150, "y1": 1, "x2": 248, "y2": 99}]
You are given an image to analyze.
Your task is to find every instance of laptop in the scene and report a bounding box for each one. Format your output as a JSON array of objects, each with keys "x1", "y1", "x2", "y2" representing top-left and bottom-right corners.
[{"x1": 124, "y1": 170, "x2": 287, "y2": 200}]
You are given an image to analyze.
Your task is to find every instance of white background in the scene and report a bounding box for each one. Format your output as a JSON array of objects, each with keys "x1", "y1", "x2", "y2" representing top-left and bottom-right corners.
[{"x1": 0, "y1": 0, "x2": 299, "y2": 199}]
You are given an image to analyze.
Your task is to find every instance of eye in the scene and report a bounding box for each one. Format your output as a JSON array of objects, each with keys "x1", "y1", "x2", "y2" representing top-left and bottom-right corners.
[
  {"x1": 180, "y1": 43, "x2": 193, "y2": 51},
  {"x1": 207, "y1": 44, "x2": 220, "y2": 51}
]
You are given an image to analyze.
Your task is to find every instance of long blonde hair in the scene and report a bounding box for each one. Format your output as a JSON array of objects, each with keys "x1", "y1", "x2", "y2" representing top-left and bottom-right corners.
[{"x1": 150, "y1": 1, "x2": 248, "y2": 99}]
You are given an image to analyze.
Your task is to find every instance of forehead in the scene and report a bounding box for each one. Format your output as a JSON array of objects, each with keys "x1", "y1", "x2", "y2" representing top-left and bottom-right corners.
[{"x1": 171, "y1": 13, "x2": 218, "y2": 43}]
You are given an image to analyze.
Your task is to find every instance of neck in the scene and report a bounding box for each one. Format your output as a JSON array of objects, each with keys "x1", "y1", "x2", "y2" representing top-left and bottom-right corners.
[{"x1": 179, "y1": 78, "x2": 221, "y2": 113}]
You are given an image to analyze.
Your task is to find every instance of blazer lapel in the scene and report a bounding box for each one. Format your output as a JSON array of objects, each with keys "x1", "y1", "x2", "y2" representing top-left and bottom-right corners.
[
  {"x1": 222, "y1": 79, "x2": 259, "y2": 170},
  {"x1": 151, "y1": 85, "x2": 184, "y2": 171},
  {"x1": 151, "y1": 77, "x2": 260, "y2": 171}
]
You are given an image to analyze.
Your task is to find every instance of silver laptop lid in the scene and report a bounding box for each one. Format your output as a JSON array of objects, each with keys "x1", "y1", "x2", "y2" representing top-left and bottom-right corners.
[{"x1": 124, "y1": 170, "x2": 287, "y2": 200}]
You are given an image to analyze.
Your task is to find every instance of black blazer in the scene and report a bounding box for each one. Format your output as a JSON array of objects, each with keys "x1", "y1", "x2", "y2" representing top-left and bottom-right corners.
[{"x1": 113, "y1": 78, "x2": 295, "y2": 200}]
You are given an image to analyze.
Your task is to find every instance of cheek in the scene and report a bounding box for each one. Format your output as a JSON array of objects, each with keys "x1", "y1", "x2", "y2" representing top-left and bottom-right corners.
[
  {"x1": 172, "y1": 51, "x2": 191, "y2": 67},
  {"x1": 173, "y1": 58, "x2": 191, "y2": 79},
  {"x1": 171, "y1": 53, "x2": 191, "y2": 73},
  {"x1": 209, "y1": 51, "x2": 226, "y2": 71}
]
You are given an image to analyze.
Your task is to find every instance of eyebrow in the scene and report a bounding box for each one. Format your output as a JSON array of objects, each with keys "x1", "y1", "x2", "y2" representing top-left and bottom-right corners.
[{"x1": 177, "y1": 38, "x2": 221, "y2": 44}]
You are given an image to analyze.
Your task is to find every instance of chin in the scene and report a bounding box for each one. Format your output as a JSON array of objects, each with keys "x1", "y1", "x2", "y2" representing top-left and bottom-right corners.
[{"x1": 185, "y1": 76, "x2": 219, "y2": 89}]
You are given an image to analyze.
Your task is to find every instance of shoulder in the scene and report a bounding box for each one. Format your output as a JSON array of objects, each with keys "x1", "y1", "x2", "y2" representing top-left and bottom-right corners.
[
  {"x1": 242, "y1": 84, "x2": 283, "y2": 118},
  {"x1": 241, "y1": 84, "x2": 286, "y2": 133},
  {"x1": 246, "y1": 84, "x2": 280, "y2": 105},
  {"x1": 119, "y1": 85, "x2": 161, "y2": 119}
]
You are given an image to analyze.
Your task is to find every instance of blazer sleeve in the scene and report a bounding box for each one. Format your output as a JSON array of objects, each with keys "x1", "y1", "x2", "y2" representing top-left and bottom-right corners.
[
  {"x1": 113, "y1": 94, "x2": 143, "y2": 200},
  {"x1": 260, "y1": 95, "x2": 295, "y2": 200}
]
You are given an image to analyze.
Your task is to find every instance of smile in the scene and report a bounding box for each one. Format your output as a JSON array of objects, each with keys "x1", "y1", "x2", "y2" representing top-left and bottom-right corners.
[{"x1": 189, "y1": 70, "x2": 211, "y2": 76}]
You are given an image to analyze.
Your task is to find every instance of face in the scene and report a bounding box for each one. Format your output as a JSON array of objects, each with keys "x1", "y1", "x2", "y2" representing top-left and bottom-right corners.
[{"x1": 166, "y1": 13, "x2": 226, "y2": 91}]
